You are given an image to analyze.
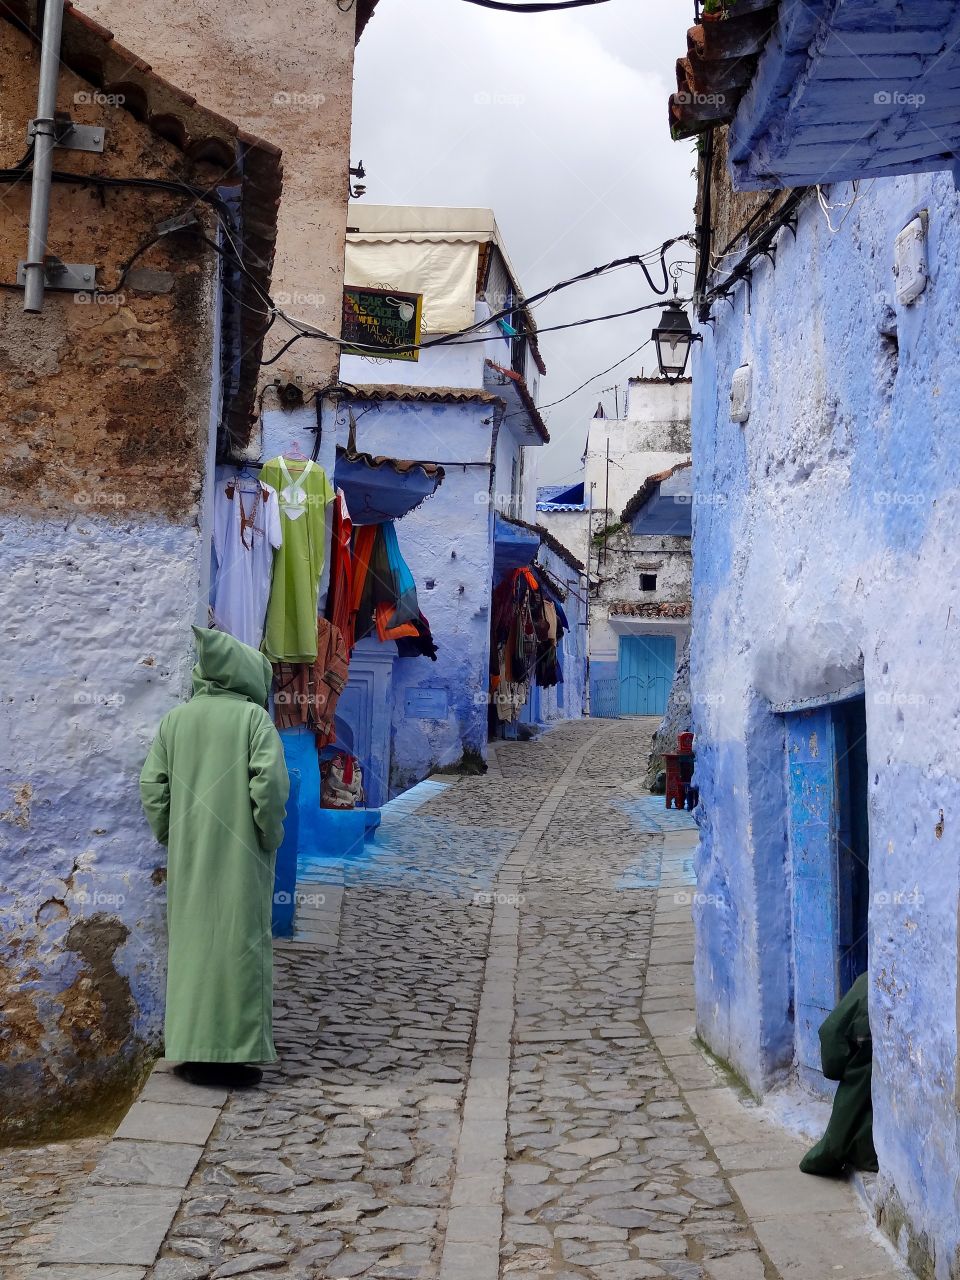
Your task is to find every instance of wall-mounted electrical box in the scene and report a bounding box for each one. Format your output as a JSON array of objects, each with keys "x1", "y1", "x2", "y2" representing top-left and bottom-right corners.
[
  {"x1": 730, "y1": 363, "x2": 752, "y2": 423},
  {"x1": 894, "y1": 213, "x2": 928, "y2": 305}
]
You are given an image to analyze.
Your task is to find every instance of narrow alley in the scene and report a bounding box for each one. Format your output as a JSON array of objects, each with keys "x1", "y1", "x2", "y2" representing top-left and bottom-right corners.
[{"x1": 6, "y1": 721, "x2": 907, "y2": 1280}]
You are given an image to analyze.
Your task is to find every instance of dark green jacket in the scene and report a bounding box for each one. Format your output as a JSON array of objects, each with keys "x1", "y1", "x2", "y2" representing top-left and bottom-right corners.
[{"x1": 801, "y1": 972, "x2": 878, "y2": 1176}]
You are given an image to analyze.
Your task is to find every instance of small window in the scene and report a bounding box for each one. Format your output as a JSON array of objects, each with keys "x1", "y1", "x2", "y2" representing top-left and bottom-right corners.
[{"x1": 640, "y1": 573, "x2": 658, "y2": 592}]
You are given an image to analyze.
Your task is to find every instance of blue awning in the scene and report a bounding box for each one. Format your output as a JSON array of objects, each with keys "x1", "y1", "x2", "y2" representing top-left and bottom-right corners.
[
  {"x1": 494, "y1": 512, "x2": 540, "y2": 579},
  {"x1": 628, "y1": 467, "x2": 693, "y2": 537},
  {"x1": 334, "y1": 449, "x2": 444, "y2": 525}
]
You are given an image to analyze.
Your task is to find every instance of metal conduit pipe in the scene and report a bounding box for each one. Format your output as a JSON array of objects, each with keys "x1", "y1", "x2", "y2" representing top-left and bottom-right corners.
[{"x1": 23, "y1": 0, "x2": 65, "y2": 313}]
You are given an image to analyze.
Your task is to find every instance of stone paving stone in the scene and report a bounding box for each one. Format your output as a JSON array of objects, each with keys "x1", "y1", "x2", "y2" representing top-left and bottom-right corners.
[
  {"x1": 29, "y1": 1269, "x2": 147, "y2": 1280},
  {"x1": 43, "y1": 1186, "x2": 182, "y2": 1266},
  {"x1": 752, "y1": 1210, "x2": 906, "y2": 1280},
  {"x1": 115, "y1": 1104, "x2": 221, "y2": 1148},
  {"x1": 730, "y1": 1167, "x2": 859, "y2": 1220},
  {"x1": 139, "y1": 1073, "x2": 228, "y2": 1110},
  {"x1": 89, "y1": 1141, "x2": 203, "y2": 1190}
]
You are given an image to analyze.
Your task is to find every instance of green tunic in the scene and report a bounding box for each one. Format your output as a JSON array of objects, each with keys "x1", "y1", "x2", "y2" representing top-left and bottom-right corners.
[
  {"x1": 259, "y1": 457, "x2": 334, "y2": 663},
  {"x1": 800, "y1": 972, "x2": 878, "y2": 1176},
  {"x1": 140, "y1": 627, "x2": 290, "y2": 1064}
]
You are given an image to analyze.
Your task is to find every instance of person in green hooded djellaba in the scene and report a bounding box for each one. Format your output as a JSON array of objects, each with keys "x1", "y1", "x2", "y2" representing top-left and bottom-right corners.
[{"x1": 140, "y1": 626, "x2": 289, "y2": 1088}]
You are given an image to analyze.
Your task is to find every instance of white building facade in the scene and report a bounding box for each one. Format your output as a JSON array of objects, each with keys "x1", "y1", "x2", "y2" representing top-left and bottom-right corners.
[{"x1": 538, "y1": 378, "x2": 692, "y2": 719}]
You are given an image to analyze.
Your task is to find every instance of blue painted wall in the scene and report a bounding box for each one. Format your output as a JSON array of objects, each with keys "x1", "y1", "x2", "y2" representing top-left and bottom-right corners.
[{"x1": 691, "y1": 168, "x2": 960, "y2": 1272}]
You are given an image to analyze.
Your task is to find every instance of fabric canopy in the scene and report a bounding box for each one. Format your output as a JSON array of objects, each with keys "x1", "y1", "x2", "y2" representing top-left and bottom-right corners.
[
  {"x1": 334, "y1": 450, "x2": 445, "y2": 525},
  {"x1": 493, "y1": 512, "x2": 540, "y2": 579},
  {"x1": 345, "y1": 239, "x2": 481, "y2": 335}
]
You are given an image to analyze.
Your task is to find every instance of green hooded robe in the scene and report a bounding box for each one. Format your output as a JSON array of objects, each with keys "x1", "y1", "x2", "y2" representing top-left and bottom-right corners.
[
  {"x1": 140, "y1": 626, "x2": 290, "y2": 1064},
  {"x1": 800, "y1": 971, "x2": 878, "y2": 1176}
]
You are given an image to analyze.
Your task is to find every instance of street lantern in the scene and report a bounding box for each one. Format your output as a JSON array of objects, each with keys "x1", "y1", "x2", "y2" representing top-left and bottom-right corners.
[{"x1": 652, "y1": 303, "x2": 699, "y2": 382}]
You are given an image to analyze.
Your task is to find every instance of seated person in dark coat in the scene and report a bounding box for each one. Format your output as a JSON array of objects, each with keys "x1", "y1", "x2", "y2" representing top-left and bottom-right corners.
[{"x1": 801, "y1": 972, "x2": 878, "y2": 1177}]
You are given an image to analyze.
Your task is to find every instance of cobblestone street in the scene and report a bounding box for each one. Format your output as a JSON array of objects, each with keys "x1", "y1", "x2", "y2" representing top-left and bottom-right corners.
[{"x1": 6, "y1": 720, "x2": 908, "y2": 1280}]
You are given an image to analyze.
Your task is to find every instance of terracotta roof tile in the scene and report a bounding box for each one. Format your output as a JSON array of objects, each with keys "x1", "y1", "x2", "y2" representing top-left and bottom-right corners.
[
  {"x1": 609, "y1": 601, "x2": 691, "y2": 619},
  {"x1": 345, "y1": 384, "x2": 506, "y2": 409}
]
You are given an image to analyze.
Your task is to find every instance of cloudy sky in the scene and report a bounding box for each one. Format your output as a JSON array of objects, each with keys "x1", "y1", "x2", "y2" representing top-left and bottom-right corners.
[{"x1": 351, "y1": 0, "x2": 697, "y2": 487}]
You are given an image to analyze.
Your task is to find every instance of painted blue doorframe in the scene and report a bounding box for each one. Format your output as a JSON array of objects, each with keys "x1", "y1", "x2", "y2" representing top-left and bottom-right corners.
[
  {"x1": 618, "y1": 634, "x2": 676, "y2": 716},
  {"x1": 785, "y1": 698, "x2": 870, "y2": 1091},
  {"x1": 786, "y1": 706, "x2": 839, "y2": 1087}
]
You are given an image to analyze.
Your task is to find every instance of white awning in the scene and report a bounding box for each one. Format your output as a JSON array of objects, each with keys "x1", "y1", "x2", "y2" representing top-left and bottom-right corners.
[{"x1": 345, "y1": 239, "x2": 480, "y2": 335}]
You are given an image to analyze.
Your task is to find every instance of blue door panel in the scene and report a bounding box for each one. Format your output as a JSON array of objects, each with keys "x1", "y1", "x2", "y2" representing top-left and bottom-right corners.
[{"x1": 618, "y1": 635, "x2": 676, "y2": 716}]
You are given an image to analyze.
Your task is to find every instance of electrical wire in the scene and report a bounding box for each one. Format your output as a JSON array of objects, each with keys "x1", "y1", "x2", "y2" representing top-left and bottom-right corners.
[
  {"x1": 460, "y1": 0, "x2": 610, "y2": 9},
  {"x1": 0, "y1": 167, "x2": 239, "y2": 229},
  {"x1": 816, "y1": 180, "x2": 874, "y2": 234},
  {"x1": 11, "y1": 141, "x2": 35, "y2": 171},
  {"x1": 536, "y1": 337, "x2": 658, "y2": 414},
  {"x1": 266, "y1": 237, "x2": 694, "y2": 359},
  {"x1": 462, "y1": 297, "x2": 675, "y2": 344},
  {"x1": 0, "y1": 162, "x2": 693, "y2": 379}
]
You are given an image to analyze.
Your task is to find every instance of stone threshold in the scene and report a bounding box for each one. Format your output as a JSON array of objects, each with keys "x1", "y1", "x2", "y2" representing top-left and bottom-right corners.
[{"x1": 642, "y1": 839, "x2": 913, "y2": 1280}]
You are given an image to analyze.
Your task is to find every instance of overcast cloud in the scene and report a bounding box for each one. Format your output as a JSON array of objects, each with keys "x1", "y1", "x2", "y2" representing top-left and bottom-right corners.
[{"x1": 351, "y1": 0, "x2": 696, "y2": 487}]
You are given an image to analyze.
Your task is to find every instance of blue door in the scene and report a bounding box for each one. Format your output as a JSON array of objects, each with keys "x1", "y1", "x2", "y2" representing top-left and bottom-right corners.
[{"x1": 618, "y1": 635, "x2": 676, "y2": 716}]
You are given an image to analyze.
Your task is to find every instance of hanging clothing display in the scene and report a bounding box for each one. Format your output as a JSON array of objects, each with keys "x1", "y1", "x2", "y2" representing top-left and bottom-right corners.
[
  {"x1": 490, "y1": 565, "x2": 570, "y2": 722},
  {"x1": 325, "y1": 489, "x2": 355, "y2": 651},
  {"x1": 351, "y1": 522, "x2": 438, "y2": 659},
  {"x1": 211, "y1": 475, "x2": 282, "y2": 650},
  {"x1": 259, "y1": 456, "x2": 335, "y2": 663},
  {"x1": 272, "y1": 618, "x2": 350, "y2": 750}
]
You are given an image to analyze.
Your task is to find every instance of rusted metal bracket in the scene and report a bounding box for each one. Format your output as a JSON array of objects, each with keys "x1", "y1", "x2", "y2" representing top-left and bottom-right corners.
[
  {"x1": 17, "y1": 257, "x2": 96, "y2": 292},
  {"x1": 27, "y1": 114, "x2": 105, "y2": 153}
]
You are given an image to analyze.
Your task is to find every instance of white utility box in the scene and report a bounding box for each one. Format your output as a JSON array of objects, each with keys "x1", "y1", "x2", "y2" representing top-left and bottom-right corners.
[
  {"x1": 894, "y1": 214, "x2": 928, "y2": 305},
  {"x1": 730, "y1": 363, "x2": 752, "y2": 423}
]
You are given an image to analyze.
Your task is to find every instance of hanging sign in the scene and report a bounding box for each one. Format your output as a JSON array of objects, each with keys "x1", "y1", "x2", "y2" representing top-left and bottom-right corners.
[{"x1": 342, "y1": 286, "x2": 424, "y2": 362}]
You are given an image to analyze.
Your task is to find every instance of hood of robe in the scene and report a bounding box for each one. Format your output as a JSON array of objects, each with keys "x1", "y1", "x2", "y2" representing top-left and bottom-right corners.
[{"x1": 191, "y1": 626, "x2": 273, "y2": 706}]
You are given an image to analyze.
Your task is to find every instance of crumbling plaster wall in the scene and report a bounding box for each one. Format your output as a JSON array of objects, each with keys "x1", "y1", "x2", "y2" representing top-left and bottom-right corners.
[
  {"x1": 0, "y1": 29, "x2": 219, "y2": 1137},
  {"x1": 590, "y1": 530, "x2": 691, "y2": 666},
  {"x1": 84, "y1": 0, "x2": 359, "y2": 391},
  {"x1": 691, "y1": 164, "x2": 960, "y2": 1275}
]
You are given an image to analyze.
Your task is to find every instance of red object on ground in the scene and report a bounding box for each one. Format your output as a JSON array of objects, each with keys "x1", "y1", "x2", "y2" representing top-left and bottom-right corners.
[{"x1": 665, "y1": 732, "x2": 695, "y2": 809}]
